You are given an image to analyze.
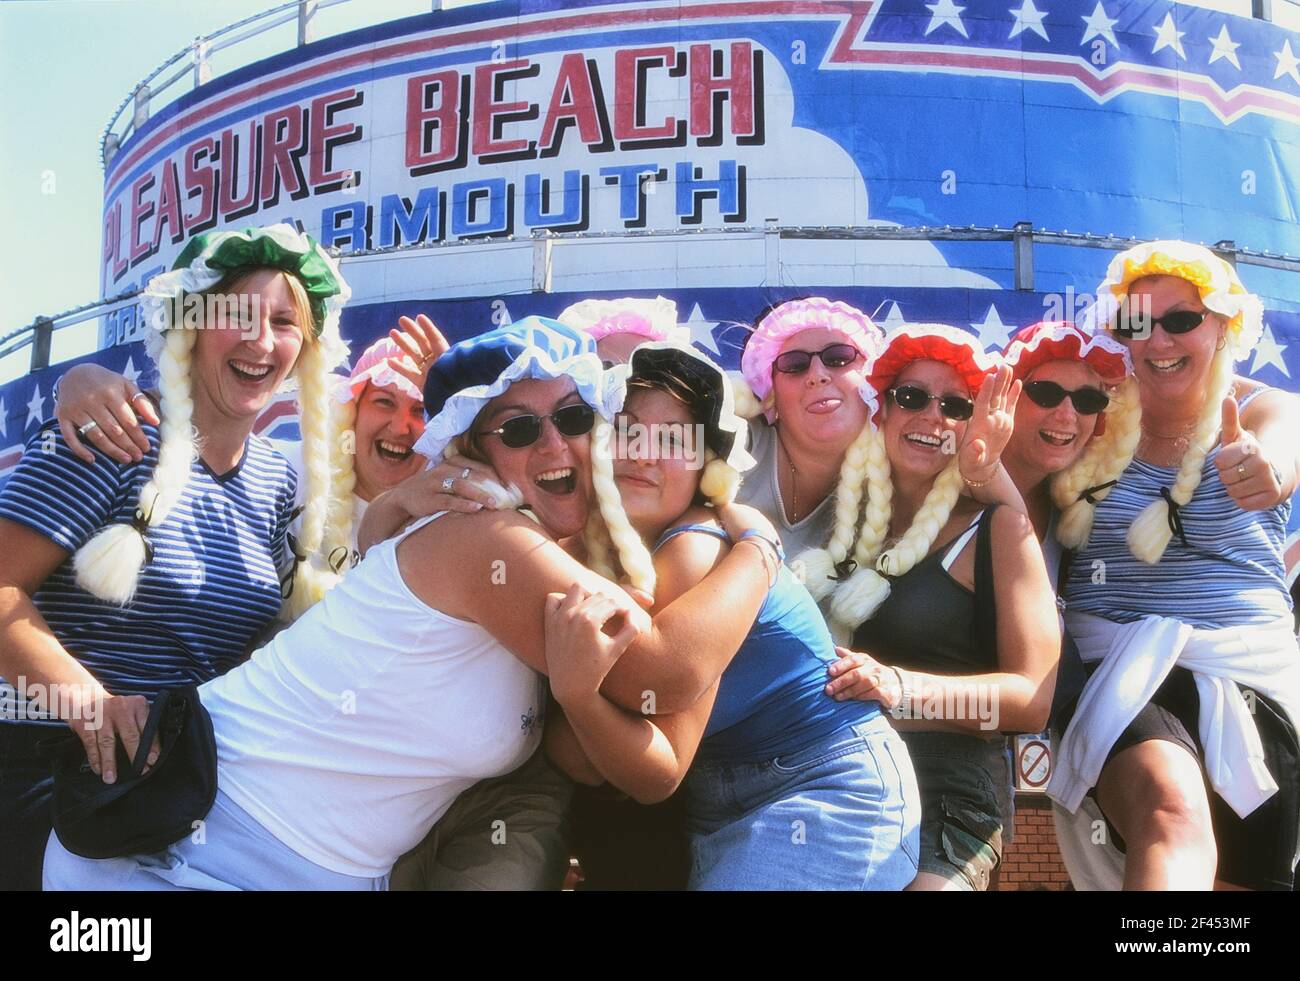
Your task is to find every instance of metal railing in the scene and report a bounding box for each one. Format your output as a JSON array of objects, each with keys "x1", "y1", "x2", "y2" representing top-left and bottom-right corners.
[
  {"x1": 99, "y1": 0, "x2": 453, "y2": 168},
  {"x1": 6, "y1": 223, "x2": 1300, "y2": 375}
]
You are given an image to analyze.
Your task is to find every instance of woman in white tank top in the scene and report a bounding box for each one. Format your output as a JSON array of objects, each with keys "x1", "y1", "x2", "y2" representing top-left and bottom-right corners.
[{"x1": 43, "y1": 317, "x2": 778, "y2": 891}]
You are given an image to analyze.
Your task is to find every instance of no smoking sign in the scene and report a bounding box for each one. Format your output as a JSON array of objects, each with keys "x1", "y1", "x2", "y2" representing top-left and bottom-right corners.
[{"x1": 1014, "y1": 734, "x2": 1052, "y2": 792}]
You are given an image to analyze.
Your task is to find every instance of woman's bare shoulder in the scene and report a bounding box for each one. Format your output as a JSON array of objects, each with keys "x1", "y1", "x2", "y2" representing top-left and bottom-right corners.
[{"x1": 403, "y1": 507, "x2": 553, "y2": 557}]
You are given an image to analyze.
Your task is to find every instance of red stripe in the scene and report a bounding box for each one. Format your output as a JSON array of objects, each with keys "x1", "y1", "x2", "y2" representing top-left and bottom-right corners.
[
  {"x1": 831, "y1": 47, "x2": 1300, "y2": 125},
  {"x1": 105, "y1": 0, "x2": 841, "y2": 196},
  {"x1": 253, "y1": 398, "x2": 299, "y2": 435}
]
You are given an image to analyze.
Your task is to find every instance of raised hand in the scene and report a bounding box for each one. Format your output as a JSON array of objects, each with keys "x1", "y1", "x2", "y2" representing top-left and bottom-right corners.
[
  {"x1": 958, "y1": 363, "x2": 1021, "y2": 485},
  {"x1": 387, "y1": 314, "x2": 450, "y2": 392},
  {"x1": 1215, "y1": 396, "x2": 1284, "y2": 510}
]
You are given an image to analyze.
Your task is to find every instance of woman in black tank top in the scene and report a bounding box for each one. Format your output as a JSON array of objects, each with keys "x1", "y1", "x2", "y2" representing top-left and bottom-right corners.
[{"x1": 824, "y1": 324, "x2": 1062, "y2": 891}]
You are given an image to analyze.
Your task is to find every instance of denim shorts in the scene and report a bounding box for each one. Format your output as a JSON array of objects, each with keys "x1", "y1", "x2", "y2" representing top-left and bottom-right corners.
[
  {"x1": 901, "y1": 731, "x2": 1014, "y2": 891},
  {"x1": 683, "y1": 715, "x2": 920, "y2": 890},
  {"x1": 43, "y1": 788, "x2": 387, "y2": 891}
]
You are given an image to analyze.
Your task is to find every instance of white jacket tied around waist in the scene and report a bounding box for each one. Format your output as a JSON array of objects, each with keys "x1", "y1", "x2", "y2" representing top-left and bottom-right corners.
[
  {"x1": 1049, "y1": 610, "x2": 1300, "y2": 819},
  {"x1": 199, "y1": 512, "x2": 545, "y2": 879}
]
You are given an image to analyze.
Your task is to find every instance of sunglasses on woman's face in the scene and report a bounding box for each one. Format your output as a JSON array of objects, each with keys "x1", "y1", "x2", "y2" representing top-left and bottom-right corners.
[
  {"x1": 1112, "y1": 304, "x2": 1207, "y2": 339},
  {"x1": 480, "y1": 403, "x2": 596, "y2": 449},
  {"x1": 887, "y1": 385, "x2": 975, "y2": 421},
  {"x1": 773, "y1": 343, "x2": 860, "y2": 374},
  {"x1": 1022, "y1": 380, "x2": 1110, "y2": 415}
]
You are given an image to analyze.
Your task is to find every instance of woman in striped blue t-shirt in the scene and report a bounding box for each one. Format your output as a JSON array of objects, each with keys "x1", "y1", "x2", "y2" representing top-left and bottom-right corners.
[
  {"x1": 1048, "y1": 241, "x2": 1300, "y2": 891},
  {"x1": 0, "y1": 225, "x2": 348, "y2": 890}
]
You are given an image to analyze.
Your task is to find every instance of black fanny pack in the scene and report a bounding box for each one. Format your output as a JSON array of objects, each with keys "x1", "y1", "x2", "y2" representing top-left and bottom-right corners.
[{"x1": 44, "y1": 686, "x2": 218, "y2": 859}]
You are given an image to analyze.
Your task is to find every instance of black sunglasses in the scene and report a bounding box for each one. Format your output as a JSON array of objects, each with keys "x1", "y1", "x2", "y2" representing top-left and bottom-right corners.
[
  {"x1": 887, "y1": 385, "x2": 974, "y2": 421},
  {"x1": 480, "y1": 403, "x2": 596, "y2": 449},
  {"x1": 1112, "y1": 303, "x2": 1207, "y2": 339},
  {"x1": 1023, "y1": 380, "x2": 1110, "y2": 415},
  {"x1": 773, "y1": 343, "x2": 860, "y2": 374}
]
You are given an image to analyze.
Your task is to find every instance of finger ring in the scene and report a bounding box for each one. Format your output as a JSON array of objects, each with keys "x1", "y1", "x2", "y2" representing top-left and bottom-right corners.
[
  {"x1": 130, "y1": 392, "x2": 150, "y2": 404},
  {"x1": 460, "y1": 468, "x2": 471, "y2": 480},
  {"x1": 1236, "y1": 463, "x2": 1248, "y2": 480},
  {"x1": 442, "y1": 476, "x2": 456, "y2": 493},
  {"x1": 78, "y1": 420, "x2": 100, "y2": 437}
]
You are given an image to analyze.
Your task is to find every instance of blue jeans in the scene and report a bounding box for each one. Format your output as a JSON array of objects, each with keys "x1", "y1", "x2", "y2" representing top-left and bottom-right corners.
[
  {"x1": 43, "y1": 788, "x2": 387, "y2": 891},
  {"x1": 684, "y1": 715, "x2": 920, "y2": 890}
]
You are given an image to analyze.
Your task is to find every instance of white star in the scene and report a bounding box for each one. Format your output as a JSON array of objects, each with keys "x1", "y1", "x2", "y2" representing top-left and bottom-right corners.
[
  {"x1": 121, "y1": 355, "x2": 141, "y2": 386},
  {"x1": 1274, "y1": 39, "x2": 1300, "y2": 86},
  {"x1": 25, "y1": 384, "x2": 45, "y2": 429},
  {"x1": 925, "y1": 0, "x2": 969, "y2": 39},
  {"x1": 0, "y1": 397, "x2": 6, "y2": 440},
  {"x1": 878, "y1": 301, "x2": 907, "y2": 331},
  {"x1": 1152, "y1": 12, "x2": 1186, "y2": 61},
  {"x1": 683, "y1": 303, "x2": 721, "y2": 356},
  {"x1": 1207, "y1": 24, "x2": 1241, "y2": 71},
  {"x1": 1249, "y1": 325, "x2": 1290, "y2": 378},
  {"x1": 1080, "y1": 2, "x2": 1118, "y2": 49},
  {"x1": 972, "y1": 304, "x2": 1013, "y2": 351},
  {"x1": 1010, "y1": 0, "x2": 1049, "y2": 42}
]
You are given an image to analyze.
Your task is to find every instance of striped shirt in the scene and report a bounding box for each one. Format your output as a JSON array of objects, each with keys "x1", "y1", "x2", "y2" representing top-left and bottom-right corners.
[
  {"x1": 0, "y1": 421, "x2": 297, "y2": 716},
  {"x1": 1064, "y1": 390, "x2": 1294, "y2": 630}
]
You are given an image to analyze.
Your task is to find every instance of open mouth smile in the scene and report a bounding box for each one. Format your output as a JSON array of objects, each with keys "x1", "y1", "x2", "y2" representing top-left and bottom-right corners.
[
  {"x1": 903, "y1": 432, "x2": 943, "y2": 449},
  {"x1": 1039, "y1": 429, "x2": 1076, "y2": 447},
  {"x1": 534, "y1": 467, "x2": 577, "y2": 494},
  {"x1": 229, "y1": 359, "x2": 274, "y2": 384},
  {"x1": 1147, "y1": 356, "x2": 1189, "y2": 375},
  {"x1": 375, "y1": 439, "x2": 413, "y2": 462}
]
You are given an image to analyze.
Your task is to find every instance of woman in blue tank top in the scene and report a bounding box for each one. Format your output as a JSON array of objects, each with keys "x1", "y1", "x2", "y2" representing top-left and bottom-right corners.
[
  {"x1": 1046, "y1": 241, "x2": 1300, "y2": 891},
  {"x1": 543, "y1": 341, "x2": 920, "y2": 890}
]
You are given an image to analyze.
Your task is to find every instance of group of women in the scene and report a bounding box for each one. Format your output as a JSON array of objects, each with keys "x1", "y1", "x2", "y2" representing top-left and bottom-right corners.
[{"x1": 0, "y1": 223, "x2": 1296, "y2": 891}]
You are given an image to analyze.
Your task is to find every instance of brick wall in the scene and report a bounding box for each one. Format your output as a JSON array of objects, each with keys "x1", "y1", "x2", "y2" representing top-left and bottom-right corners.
[{"x1": 995, "y1": 792, "x2": 1072, "y2": 891}]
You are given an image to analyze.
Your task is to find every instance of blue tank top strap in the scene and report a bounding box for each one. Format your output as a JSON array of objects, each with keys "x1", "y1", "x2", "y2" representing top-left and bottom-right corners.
[
  {"x1": 1236, "y1": 385, "x2": 1273, "y2": 413},
  {"x1": 652, "y1": 522, "x2": 729, "y2": 553}
]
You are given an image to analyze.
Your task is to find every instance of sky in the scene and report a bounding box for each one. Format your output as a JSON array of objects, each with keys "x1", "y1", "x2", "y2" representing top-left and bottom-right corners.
[{"x1": 0, "y1": 0, "x2": 484, "y2": 382}]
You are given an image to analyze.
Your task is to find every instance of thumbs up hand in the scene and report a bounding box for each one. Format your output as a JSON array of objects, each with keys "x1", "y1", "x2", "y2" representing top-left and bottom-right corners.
[{"x1": 1214, "y1": 396, "x2": 1283, "y2": 510}]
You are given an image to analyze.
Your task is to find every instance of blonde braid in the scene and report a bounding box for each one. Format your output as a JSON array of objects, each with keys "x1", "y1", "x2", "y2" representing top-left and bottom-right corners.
[
  {"x1": 877, "y1": 460, "x2": 964, "y2": 577},
  {"x1": 74, "y1": 327, "x2": 198, "y2": 604},
  {"x1": 1127, "y1": 347, "x2": 1234, "y2": 564},
  {"x1": 699, "y1": 452, "x2": 741, "y2": 506},
  {"x1": 1052, "y1": 378, "x2": 1142, "y2": 549},
  {"x1": 729, "y1": 375, "x2": 768, "y2": 421},
  {"x1": 282, "y1": 339, "x2": 344, "y2": 622},
  {"x1": 829, "y1": 427, "x2": 894, "y2": 630},
  {"x1": 795, "y1": 423, "x2": 872, "y2": 601},
  {"x1": 323, "y1": 395, "x2": 359, "y2": 561},
  {"x1": 582, "y1": 509, "x2": 619, "y2": 581},
  {"x1": 590, "y1": 417, "x2": 656, "y2": 595}
]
